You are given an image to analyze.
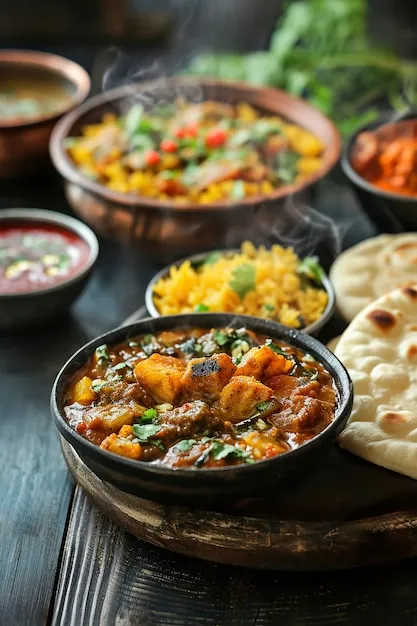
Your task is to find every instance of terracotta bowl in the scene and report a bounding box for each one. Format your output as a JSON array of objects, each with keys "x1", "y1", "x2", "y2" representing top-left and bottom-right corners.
[
  {"x1": 0, "y1": 50, "x2": 90, "y2": 178},
  {"x1": 50, "y1": 78, "x2": 341, "y2": 263},
  {"x1": 145, "y1": 249, "x2": 336, "y2": 336}
]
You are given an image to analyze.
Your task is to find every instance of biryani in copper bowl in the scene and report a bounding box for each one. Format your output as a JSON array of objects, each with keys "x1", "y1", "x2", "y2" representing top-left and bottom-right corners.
[
  {"x1": 50, "y1": 78, "x2": 341, "y2": 262},
  {"x1": 145, "y1": 242, "x2": 335, "y2": 335}
]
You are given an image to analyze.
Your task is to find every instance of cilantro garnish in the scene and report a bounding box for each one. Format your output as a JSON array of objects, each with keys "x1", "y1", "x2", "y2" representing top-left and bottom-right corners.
[
  {"x1": 132, "y1": 423, "x2": 161, "y2": 442},
  {"x1": 176, "y1": 439, "x2": 197, "y2": 452},
  {"x1": 256, "y1": 401, "x2": 273, "y2": 413},
  {"x1": 213, "y1": 330, "x2": 230, "y2": 346},
  {"x1": 211, "y1": 442, "x2": 250, "y2": 461},
  {"x1": 91, "y1": 379, "x2": 108, "y2": 392},
  {"x1": 95, "y1": 344, "x2": 110, "y2": 363},
  {"x1": 297, "y1": 256, "x2": 325, "y2": 285},
  {"x1": 229, "y1": 263, "x2": 255, "y2": 300},
  {"x1": 141, "y1": 408, "x2": 158, "y2": 424},
  {"x1": 195, "y1": 303, "x2": 210, "y2": 312},
  {"x1": 203, "y1": 252, "x2": 222, "y2": 265}
]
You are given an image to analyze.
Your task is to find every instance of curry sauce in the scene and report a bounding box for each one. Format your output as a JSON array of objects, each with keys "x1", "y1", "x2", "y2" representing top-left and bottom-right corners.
[{"x1": 64, "y1": 327, "x2": 337, "y2": 468}]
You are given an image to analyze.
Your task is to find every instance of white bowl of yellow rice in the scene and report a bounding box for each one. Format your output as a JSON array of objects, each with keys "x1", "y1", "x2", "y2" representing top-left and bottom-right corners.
[{"x1": 145, "y1": 241, "x2": 335, "y2": 335}]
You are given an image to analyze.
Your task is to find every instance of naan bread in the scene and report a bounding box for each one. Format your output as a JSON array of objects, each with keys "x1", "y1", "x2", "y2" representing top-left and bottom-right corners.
[
  {"x1": 330, "y1": 234, "x2": 417, "y2": 321},
  {"x1": 336, "y1": 284, "x2": 417, "y2": 479}
]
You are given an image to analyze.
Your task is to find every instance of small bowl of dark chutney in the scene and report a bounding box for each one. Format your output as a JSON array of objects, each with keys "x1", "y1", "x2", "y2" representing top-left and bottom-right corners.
[
  {"x1": 51, "y1": 313, "x2": 353, "y2": 507},
  {"x1": 0, "y1": 208, "x2": 98, "y2": 331}
]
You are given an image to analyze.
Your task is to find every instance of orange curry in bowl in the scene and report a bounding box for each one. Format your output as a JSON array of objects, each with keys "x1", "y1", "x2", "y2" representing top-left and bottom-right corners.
[
  {"x1": 64, "y1": 326, "x2": 337, "y2": 469},
  {"x1": 352, "y1": 119, "x2": 417, "y2": 196}
]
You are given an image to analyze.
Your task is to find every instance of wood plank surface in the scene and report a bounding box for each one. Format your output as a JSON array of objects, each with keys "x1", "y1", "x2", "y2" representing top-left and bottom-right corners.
[{"x1": 52, "y1": 488, "x2": 417, "y2": 626}]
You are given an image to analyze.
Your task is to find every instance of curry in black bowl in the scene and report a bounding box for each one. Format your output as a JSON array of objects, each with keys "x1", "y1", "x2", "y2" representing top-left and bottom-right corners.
[{"x1": 64, "y1": 325, "x2": 338, "y2": 470}]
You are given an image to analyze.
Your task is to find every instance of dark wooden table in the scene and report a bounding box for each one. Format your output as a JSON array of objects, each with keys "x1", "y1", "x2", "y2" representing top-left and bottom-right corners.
[
  {"x1": 3, "y1": 167, "x2": 417, "y2": 626},
  {"x1": 2, "y1": 45, "x2": 417, "y2": 626}
]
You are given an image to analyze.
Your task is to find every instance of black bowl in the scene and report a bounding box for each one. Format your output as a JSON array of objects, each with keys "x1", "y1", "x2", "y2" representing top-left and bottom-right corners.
[
  {"x1": 0, "y1": 208, "x2": 98, "y2": 331},
  {"x1": 341, "y1": 112, "x2": 417, "y2": 233},
  {"x1": 51, "y1": 313, "x2": 353, "y2": 507},
  {"x1": 145, "y1": 250, "x2": 336, "y2": 336}
]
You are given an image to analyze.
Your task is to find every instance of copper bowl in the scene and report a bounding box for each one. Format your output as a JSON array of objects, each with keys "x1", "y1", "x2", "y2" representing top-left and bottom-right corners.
[
  {"x1": 0, "y1": 50, "x2": 90, "y2": 178},
  {"x1": 50, "y1": 78, "x2": 341, "y2": 263}
]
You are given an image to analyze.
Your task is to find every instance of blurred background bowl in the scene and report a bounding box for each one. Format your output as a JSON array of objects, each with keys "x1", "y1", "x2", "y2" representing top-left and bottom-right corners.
[
  {"x1": 0, "y1": 208, "x2": 98, "y2": 331},
  {"x1": 341, "y1": 111, "x2": 417, "y2": 233},
  {"x1": 145, "y1": 249, "x2": 336, "y2": 336},
  {"x1": 50, "y1": 77, "x2": 341, "y2": 264},
  {"x1": 0, "y1": 49, "x2": 90, "y2": 178}
]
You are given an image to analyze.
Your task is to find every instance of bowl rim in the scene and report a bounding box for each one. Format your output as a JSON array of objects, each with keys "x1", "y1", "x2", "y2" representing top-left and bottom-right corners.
[
  {"x1": 49, "y1": 76, "x2": 341, "y2": 213},
  {"x1": 144, "y1": 248, "x2": 336, "y2": 336},
  {"x1": 51, "y1": 313, "x2": 353, "y2": 480},
  {"x1": 341, "y1": 113, "x2": 417, "y2": 203},
  {"x1": 0, "y1": 208, "x2": 99, "y2": 299},
  {"x1": 0, "y1": 49, "x2": 91, "y2": 130}
]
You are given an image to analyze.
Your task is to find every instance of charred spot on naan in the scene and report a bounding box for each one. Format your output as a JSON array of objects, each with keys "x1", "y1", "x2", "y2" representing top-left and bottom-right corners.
[
  {"x1": 366, "y1": 308, "x2": 397, "y2": 332},
  {"x1": 403, "y1": 285, "x2": 417, "y2": 300},
  {"x1": 395, "y1": 242, "x2": 417, "y2": 264},
  {"x1": 382, "y1": 412, "x2": 408, "y2": 423},
  {"x1": 407, "y1": 345, "x2": 417, "y2": 359}
]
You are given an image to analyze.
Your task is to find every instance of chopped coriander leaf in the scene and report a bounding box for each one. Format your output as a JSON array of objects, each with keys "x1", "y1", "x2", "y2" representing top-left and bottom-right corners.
[
  {"x1": 263, "y1": 303, "x2": 275, "y2": 313},
  {"x1": 297, "y1": 256, "x2": 325, "y2": 285},
  {"x1": 213, "y1": 330, "x2": 230, "y2": 346},
  {"x1": 256, "y1": 401, "x2": 273, "y2": 413},
  {"x1": 176, "y1": 439, "x2": 197, "y2": 452},
  {"x1": 302, "y1": 368, "x2": 319, "y2": 381},
  {"x1": 132, "y1": 423, "x2": 161, "y2": 442},
  {"x1": 150, "y1": 439, "x2": 165, "y2": 451},
  {"x1": 203, "y1": 251, "x2": 222, "y2": 265},
  {"x1": 265, "y1": 339, "x2": 288, "y2": 356},
  {"x1": 230, "y1": 180, "x2": 245, "y2": 200},
  {"x1": 211, "y1": 442, "x2": 250, "y2": 461},
  {"x1": 141, "y1": 408, "x2": 158, "y2": 423},
  {"x1": 229, "y1": 263, "x2": 255, "y2": 300},
  {"x1": 195, "y1": 303, "x2": 210, "y2": 312},
  {"x1": 91, "y1": 379, "x2": 108, "y2": 392},
  {"x1": 95, "y1": 344, "x2": 110, "y2": 363},
  {"x1": 246, "y1": 458, "x2": 256, "y2": 464},
  {"x1": 143, "y1": 334, "x2": 154, "y2": 344},
  {"x1": 112, "y1": 362, "x2": 127, "y2": 371},
  {"x1": 123, "y1": 103, "x2": 144, "y2": 137}
]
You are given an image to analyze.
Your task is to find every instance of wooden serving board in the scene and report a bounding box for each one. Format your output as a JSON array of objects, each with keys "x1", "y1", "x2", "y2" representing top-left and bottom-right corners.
[{"x1": 60, "y1": 306, "x2": 417, "y2": 571}]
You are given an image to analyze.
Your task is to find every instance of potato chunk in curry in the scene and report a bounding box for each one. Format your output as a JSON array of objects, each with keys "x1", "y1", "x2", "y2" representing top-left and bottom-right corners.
[
  {"x1": 234, "y1": 345, "x2": 293, "y2": 381},
  {"x1": 181, "y1": 353, "x2": 236, "y2": 402},
  {"x1": 134, "y1": 353, "x2": 185, "y2": 403},
  {"x1": 217, "y1": 375, "x2": 273, "y2": 423}
]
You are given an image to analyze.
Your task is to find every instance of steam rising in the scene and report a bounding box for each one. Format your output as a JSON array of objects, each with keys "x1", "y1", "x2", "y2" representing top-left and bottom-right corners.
[{"x1": 92, "y1": 43, "x2": 344, "y2": 268}]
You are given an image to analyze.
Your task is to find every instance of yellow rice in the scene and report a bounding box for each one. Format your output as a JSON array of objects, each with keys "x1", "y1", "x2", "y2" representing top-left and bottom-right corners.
[{"x1": 152, "y1": 241, "x2": 328, "y2": 329}]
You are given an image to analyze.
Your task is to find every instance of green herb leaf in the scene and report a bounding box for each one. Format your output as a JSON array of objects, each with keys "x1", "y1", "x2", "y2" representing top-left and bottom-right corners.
[
  {"x1": 230, "y1": 180, "x2": 245, "y2": 201},
  {"x1": 141, "y1": 408, "x2": 158, "y2": 424},
  {"x1": 95, "y1": 344, "x2": 110, "y2": 363},
  {"x1": 176, "y1": 439, "x2": 197, "y2": 452},
  {"x1": 150, "y1": 439, "x2": 165, "y2": 451},
  {"x1": 112, "y1": 362, "x2": 127, "y2": 371},
  {"x1": 124, "y1": 103, "x2": 144, "y2": 137},
  {"x1": 194, "y1": 303, "x2": 210, "y2": 312},
  {"x1": 256, "y1": 401, "x2": 273, "y2": 413},
  {"x1": 213, "y1": 330, "x2": 230, "y2": 346},
  {"x1": 265, "y1": 339, "x2": 289, "y2": 356},
  {"x1": 91, "y1": 379, "x2": 108, "y2": 392},
  {"x1": 297, "y1": 256, "x2": 325, "y2": 285},
  {"x1": 211, "y1": 442, "x2": 250, "y2": 461},
  {"x1": 132, "y1": 423, "x2": 161, "y2": 442},
  {"x1": 229, "y1": 263, "x2": 255, "y2": 300},
  {"x1": 203, "y1": 251, "x2": 222, "y2": 266}
]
